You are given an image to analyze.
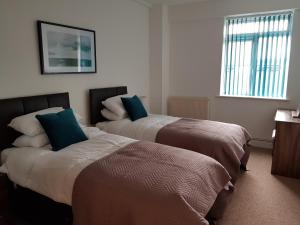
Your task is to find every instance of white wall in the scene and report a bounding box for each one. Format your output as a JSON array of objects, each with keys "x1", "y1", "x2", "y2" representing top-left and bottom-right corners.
[
  {"x1": 149, "y1": 4, "x2": 170, "y2": 114},
  {"x1": 0, "y1": 0, "x2": 149, "y2": 123},
  {"x1": 149, "y1": 5, "x2": 163, "y2": 113},
  {"x1": 168, "y1": 0, "x2": 300, "y2": 146}
]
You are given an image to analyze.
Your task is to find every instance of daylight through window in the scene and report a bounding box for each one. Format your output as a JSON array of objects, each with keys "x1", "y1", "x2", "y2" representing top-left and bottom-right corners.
[{"x1": 220, "y1": 11, "x2": 294, "y2": 99}]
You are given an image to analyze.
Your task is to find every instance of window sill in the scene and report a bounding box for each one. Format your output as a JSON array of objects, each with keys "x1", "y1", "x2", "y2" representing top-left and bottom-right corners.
[{"x1": 216, "y1": 95, "x2": 290, "y2": 102}]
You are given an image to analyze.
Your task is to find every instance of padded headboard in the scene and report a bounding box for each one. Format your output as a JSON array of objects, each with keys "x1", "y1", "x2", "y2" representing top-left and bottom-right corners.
[
  {"x1": 0, "y1": 93, "x2": 70, "y2": 151},
  {"x1": 89, "y1": 86, "x2": 127, "y2": 124}
]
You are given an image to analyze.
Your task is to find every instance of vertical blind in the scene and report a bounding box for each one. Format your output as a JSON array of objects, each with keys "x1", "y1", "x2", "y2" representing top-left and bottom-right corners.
[{"x1": 220, "y1": 11, "x2": 294, "y2": 99}]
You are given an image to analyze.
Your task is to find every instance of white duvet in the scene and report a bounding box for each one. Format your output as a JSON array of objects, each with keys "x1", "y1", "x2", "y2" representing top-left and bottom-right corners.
[
  {"x1": 96, "y1": 114, "x2": 180, "y2": 142},
  {"x1": 0, "y1": 129, "x2": 136, "y2": 206}
]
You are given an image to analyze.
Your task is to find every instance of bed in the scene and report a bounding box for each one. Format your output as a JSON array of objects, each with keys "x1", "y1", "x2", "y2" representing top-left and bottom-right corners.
[
  {"x1": 90, "y1": 86, "x2": 252, "y2": 182},
  {"x1": 0, "y1": 92, "x2": 234, "y2": 225}
]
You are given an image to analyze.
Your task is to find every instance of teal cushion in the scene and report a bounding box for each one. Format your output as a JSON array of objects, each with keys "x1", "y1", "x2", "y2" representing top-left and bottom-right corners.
[
  {"x1": 121, "y1": 95, "x2": 148, "y2": 121},
  {"x1": 36, "y1": 109, "x2": 88, "y2": 151}
]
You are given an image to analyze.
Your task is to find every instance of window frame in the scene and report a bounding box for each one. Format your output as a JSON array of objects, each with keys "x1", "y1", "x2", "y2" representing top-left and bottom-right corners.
[{"x1": 219, "y1": 10, "x2": 294, "y2": 100}]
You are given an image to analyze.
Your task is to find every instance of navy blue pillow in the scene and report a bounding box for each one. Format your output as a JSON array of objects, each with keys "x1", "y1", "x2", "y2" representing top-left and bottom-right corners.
[
  {"x1": 121, "y1": 95, "x2": 148, "y2": 121},
  {"x1": 36, "y1": 109, "x2": 88, "y2": 151}
]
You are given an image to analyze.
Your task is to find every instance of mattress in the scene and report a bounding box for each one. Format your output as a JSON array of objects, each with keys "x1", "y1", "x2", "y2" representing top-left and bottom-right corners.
[
  {"x1": 0, "y1": 131, "x2": 136, "y2": 205},
  {"x1": 96, "y1": 114, "x2": 180, "y2": 141}
]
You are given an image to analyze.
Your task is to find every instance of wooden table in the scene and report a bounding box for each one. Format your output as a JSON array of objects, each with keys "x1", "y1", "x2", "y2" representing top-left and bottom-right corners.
[{"x1": 272, "y1": 109, "x2": 300, "y2": 178}]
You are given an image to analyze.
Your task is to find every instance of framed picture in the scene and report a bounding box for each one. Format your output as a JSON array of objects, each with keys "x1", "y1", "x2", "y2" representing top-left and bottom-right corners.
[{"x1": 37, "y1": 21, "x2": 97, "y2": 74}]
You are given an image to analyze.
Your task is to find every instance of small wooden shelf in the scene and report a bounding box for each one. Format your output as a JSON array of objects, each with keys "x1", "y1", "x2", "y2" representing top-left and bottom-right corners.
[
  {"x1": 272, "y1": 109, "x2": 300, "y2": 178},
  {"x1": 274, "y1": 109, "x2": 300, "y2": 123}
]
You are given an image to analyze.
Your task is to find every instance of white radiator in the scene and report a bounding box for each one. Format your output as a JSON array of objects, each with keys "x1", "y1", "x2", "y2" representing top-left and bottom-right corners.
[{"x1": 167, "y1": 96, "x2": 210, "y2": 120}]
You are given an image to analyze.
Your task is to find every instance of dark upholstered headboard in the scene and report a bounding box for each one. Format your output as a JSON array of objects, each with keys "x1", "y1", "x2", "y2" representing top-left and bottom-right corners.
[
  {"x1": 0, "y1": 93, "x2": 70, "y2": 151},
  {"x1": 89, "y1": 86, "x2": 127, "y2": 125}
]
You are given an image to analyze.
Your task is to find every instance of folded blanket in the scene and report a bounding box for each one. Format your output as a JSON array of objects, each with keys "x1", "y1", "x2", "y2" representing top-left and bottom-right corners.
[
  {"x1": 156, "y1": 118, "x2": 251, "y2": 182},
  {"x1": 73, "y1": 141, "x2": 231, "y2": 225}
]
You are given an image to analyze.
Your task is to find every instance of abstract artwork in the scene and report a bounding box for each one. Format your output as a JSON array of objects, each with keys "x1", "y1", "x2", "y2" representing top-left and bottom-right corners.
[{"x1": 37, "y1": 21, "x2": 96, "y2": 74}]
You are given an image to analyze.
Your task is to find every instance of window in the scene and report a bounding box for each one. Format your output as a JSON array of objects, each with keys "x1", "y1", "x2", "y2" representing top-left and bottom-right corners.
[{"x1": 220, "y1": 11, "x2": 294, "y2": 99}]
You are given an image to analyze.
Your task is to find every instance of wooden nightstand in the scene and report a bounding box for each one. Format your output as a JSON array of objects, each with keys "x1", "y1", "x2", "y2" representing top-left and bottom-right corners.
[
  {"x1": 272, "y1": 109, "x2": 300, "y2": 178},
  {"x1": 0, "y1": 173, "x2": 13, "y2": 223}
]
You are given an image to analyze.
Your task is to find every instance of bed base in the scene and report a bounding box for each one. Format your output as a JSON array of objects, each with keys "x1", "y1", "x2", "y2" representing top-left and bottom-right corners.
[
  {"x1": 11, "y1": 183, "x2": 231, "y2": 225},
  {"x1": 10, "y1": 182, "x2": 232, "y2": 225},
  {"x1": 12, "y1": 185, "x2": 72, "y2": 225}
]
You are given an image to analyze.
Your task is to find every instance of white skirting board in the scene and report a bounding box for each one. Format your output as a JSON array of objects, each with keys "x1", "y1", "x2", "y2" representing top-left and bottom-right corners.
[{"x1": 248, "y1": 139, "x2": 273, "y2": 149}]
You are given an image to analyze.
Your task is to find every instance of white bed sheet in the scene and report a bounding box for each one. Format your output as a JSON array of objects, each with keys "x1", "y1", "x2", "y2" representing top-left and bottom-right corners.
[
  {"x1": 96, "y1": 114, "x2": 180, "y2": 142},
  {"x1": 0, "y1": 131, "x2": 136, "y2": 206}
]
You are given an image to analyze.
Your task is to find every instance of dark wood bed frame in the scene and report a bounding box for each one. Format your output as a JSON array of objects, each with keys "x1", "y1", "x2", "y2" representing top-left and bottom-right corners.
[
  {"x1": 89, "y1": 86, "x2": 127, "y2": 125},
  {"x1": 0, "y1": 93, "x2": 70, "y2": 151},
  {"x1": 0, "y1": 93, "x2": 72, "y2": 224}
]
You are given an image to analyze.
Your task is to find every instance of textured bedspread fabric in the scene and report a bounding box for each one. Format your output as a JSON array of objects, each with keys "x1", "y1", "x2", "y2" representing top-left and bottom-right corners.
[
  {"x1": 73, "y1": 141, "x2": 231, "y2": 225},
  {"x1": 156, "y1": 118, "x2": 251, "y2": 182},
  {"x1": 0, "y1": 131, "x2": 136, "y2": 205}
]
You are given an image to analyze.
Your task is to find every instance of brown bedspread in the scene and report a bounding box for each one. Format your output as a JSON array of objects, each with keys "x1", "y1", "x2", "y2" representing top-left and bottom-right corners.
[
  {"x1": 156, "y1": 118, "x2": 251, "y2": 182},
  {"x1": 72, "y1": 141, "x2": 231, "y2": 225}
]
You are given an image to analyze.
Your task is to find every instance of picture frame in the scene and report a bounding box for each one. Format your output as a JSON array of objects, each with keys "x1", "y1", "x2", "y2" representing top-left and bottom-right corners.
[{"x1": 37, "y1": 20, "x2": 97, "y2": 74}]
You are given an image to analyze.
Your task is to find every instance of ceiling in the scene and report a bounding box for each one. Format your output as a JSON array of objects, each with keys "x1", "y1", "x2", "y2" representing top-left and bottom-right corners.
[{"x1": 141, "y1": 0, "x2": 208, "y2": 5}]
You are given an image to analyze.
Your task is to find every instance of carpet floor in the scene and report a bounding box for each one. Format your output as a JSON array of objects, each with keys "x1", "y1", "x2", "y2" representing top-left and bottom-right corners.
[{"x1": 218, "y1": 147, "x2": 300, "y2": 225}]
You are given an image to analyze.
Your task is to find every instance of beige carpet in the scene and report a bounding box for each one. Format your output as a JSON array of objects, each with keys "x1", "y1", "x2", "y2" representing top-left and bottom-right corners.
[{"x1": 218, "y1": 147, "x2": 300, "y2": 225}]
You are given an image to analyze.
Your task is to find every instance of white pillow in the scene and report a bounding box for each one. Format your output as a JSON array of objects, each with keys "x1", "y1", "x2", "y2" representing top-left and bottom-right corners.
[
  {"x1": 8, "y1": 107, "x2": 83, "y2": 136},
  {"x1": 101, "y1": 109, "x2": 124, "y2": 121},
  {"x1": 82, "y1": 127, "x2": 106, "y2": 139},
  {"x1": 139, "y1": 96, "x2": 149, "y2": 113},
  {"x1": 74, "y1": 112, "x2": 83, "y2": 123},
  {"x1": 102, "y1": 94, "x2": 129, "y2": 117},
  {"x1": 12, "y1": 126, "x2": 104, "y2": 149},
  {"x1": 102, "y1": 94, "x2": 149, "y2": 116},
  {"x1": 13, "y1": 126, "x2": 106, "y2": 149},
  {"x1": 8, "y1": 107, "x2": 64, "y2": 136},
  {"x1": 13, "y1": 133, "x2": 49, "y2": 148}
]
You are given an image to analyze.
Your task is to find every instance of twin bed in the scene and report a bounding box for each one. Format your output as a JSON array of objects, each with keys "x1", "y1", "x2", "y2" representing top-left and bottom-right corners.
[
  {"x1": 0, "y1": 89, "x2": 251, "y2": 225},
  {"x1": 90, "y1": 86, "x2": 251, "y2": 182}
]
